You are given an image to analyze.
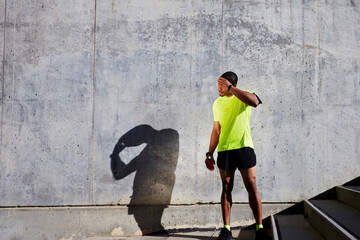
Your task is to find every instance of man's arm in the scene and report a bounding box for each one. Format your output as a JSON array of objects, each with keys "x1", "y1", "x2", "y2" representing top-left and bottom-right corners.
[
  {"x1": 218, "y1": 77, "x2": 260, "y2": 107},
  {"x1": 230, "y1": 87, "x2": 260, "y2": 107},
  {"x1": 205, "y1": 121, "x2": 220, "y2": 170},
  {"x1": 208, "y1": 121, "x2": 221, "y2": 156}
]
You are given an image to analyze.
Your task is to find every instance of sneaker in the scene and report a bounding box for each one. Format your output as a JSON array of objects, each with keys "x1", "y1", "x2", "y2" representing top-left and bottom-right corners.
[
  {"x1": 255, "y1": 228, "x2": 271, "y2": 240},
  {"x1": 217, "y1": 227, "x2": 233, "y2": 240}
]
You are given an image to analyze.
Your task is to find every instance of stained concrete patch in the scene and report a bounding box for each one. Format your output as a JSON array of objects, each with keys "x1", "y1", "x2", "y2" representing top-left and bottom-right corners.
[{"x1": 111, "y1": 227, "x2": 125, "y2": 236}]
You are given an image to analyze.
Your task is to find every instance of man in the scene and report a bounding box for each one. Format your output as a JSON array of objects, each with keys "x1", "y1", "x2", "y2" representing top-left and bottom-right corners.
[{"x1": 205, "y1": 72, "x2": 270, "y2": 240}]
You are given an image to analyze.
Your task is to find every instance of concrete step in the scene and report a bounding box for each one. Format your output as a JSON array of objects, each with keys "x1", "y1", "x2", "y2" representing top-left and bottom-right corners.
[
  {"x1": 270, "y1": 215, "x2": 279, "y2": 240},
  {"x1": 343, "y1": 176, "x2": 360, "y2": 187},
  {"x1": 78, "y1": 230, "x2": 220, "y2": 240},
  {"x1": 343, "y1": 186, "x2": 360, "y2": 192},
  {"x1": 304, "y1": 200, "x2": 358, "y2": 240},
  {"x1": 272, "y1": 178, "x2": 360, "y2": 240},
  {"x1": 310, "y1": 199, "x2": 360, "y2": 239},
  {"x1": 274, "y1": 214, "x2": 324, "y2": 240},
  {"x1": 236, "y1": 228, "x2": 256, "y2": 240},
  {"x1": 336, "y1": 186, "x2": 360, "y2": 211}
]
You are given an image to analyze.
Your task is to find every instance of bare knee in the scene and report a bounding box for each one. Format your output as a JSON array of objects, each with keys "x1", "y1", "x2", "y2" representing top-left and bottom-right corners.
[
  {"x1": 244, "y1": 176, "x2": 257, "y2": 194},
  {"x1": 220, "y1": 170, "x2": 235, "y2": 203},
  {"x1": 222, "y1": 181, "x2": 233, "y2": 204},
  {"x1": 222, "y1": 181, "x2": 233, "y2": 195}
]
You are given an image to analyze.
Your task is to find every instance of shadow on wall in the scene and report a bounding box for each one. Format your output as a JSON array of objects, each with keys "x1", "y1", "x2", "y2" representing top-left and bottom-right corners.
[{"x1": 110, "y1": 125, "x2": 179, "y2": 235}]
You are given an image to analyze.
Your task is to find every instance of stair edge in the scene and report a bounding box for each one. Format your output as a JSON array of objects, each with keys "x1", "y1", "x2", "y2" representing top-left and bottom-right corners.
[{"x1": 304, "y1": 200, "x2": 357, "y2": 240}]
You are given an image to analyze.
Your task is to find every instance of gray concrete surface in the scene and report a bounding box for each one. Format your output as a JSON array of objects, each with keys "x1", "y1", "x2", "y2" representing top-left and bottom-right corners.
[
  {"x1": 337, "y1": 186, "x2": 360, "y2": 210},
  {"x1": 304, "y1": 200, "x2": 356, "y2": 240},
  {"x1": 311, "y1": 199, "x2": 360, "y2": 238},
  {"x1": 0, "y1": 203, "x2": 287, "y2": 240},
  {"x1": 275, "y1": 215, "x2": 324, "y2": 240},
  {"x1": 77, "y1": 229, "x2": 238, "y2": 240},
  {"x1": 1, "y1": 0, "x2": 360, "y2": 238}
]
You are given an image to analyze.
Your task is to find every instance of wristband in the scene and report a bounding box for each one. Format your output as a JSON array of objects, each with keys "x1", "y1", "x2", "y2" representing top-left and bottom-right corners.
[
  {"x1": 228, "y1": 85, "x2": 233, "y2": 91},
  {"x1": 206, "y1": 152, "x2": 213, "y2": 157}
]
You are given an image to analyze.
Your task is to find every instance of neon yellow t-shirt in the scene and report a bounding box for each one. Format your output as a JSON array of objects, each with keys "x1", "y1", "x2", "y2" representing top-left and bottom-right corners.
[{"x1": 213, "y1": 93, "x2": 254, "y2": 152}]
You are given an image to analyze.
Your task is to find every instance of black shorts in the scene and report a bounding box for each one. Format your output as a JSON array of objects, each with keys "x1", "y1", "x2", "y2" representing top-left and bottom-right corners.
[{"x1": 217, "y1": 147, "x2": 257, "y2": 170}]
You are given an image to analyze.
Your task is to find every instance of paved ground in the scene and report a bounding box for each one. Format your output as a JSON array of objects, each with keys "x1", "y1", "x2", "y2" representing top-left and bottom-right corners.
[{"x1": 82, "y1": 227, "x2": 259, "y2": 240}]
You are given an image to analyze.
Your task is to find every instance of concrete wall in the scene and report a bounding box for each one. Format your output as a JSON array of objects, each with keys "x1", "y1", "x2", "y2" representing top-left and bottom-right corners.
[{"x1": 1, "y1": 0, "x2": 359, "y2": 238}]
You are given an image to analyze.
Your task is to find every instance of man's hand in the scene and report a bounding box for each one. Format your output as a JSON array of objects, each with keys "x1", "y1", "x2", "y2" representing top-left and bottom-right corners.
[
  {"x1": 218, "y1": 77, "x2": 232, "y2": 92},
  {"x1": 205, "y1": 154, "x2": 215, "y2": 171}
]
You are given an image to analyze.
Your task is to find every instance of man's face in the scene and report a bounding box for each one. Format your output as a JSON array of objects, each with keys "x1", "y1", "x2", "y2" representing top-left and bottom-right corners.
[
  {"x1": 217, "y1": 77, "x2": 233, "y2": 96},
  {"x1": 218, "y1": 82, "x2": 226, "y2": 96},
  {"x1": 217, "y1": 77, "x2": 236, "y2": 97}
]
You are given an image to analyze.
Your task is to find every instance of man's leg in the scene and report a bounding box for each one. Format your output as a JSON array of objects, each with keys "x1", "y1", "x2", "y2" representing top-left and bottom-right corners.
[
  {"x1": 240, "y1": 166, "x2": 262, "y2": 224},
  {"x1": 219, "y1": 169, "x2": 235, "y2": 225}
]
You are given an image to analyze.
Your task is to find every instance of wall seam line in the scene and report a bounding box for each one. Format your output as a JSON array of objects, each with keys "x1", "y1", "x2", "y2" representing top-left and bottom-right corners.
[
  {"x1": 0, "y1": 202, "x2": 296, "y2": 209},
  {"x1": 1, "y1": 0, "x2": 7, "y2": 179},
  {"x1": 221, "y1": 0, "x2": 224, "y2": 71},
  {"x1": 90, "y1": 0, "x2": 97, "y2": 205}
]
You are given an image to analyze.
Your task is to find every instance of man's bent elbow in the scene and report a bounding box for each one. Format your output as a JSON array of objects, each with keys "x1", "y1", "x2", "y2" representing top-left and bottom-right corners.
[
  {"x1": 250, "y1": 100, "x2": 259, "y2": 108},
  {"x1": 250, "y1": 96, "x2": 260, "y2": 108}
]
